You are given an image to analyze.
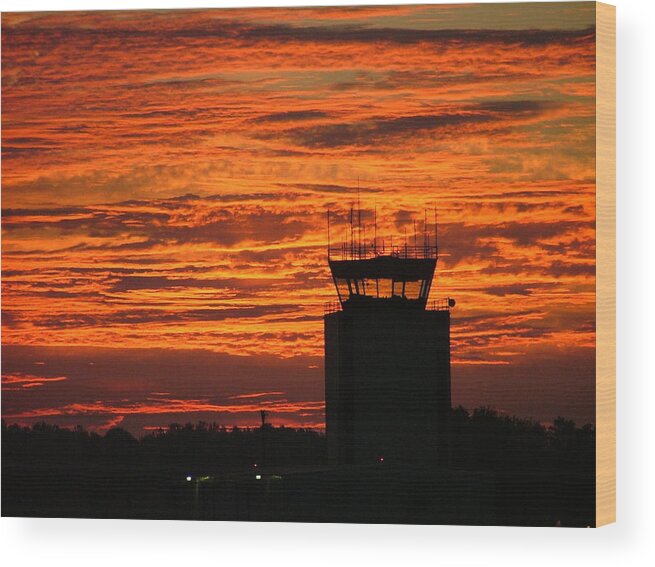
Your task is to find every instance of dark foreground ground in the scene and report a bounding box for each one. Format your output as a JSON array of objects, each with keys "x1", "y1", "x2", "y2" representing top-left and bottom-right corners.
[{"x1": 1, "y1": 408, "x2": 595, "y2": 526}]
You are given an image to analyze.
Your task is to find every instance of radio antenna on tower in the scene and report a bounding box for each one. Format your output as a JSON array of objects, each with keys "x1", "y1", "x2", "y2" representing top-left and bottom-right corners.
[
  {"x1": 434, "y1": 205, "x2": 439, "y2": 259},
  {"x1": 357, "y1": 177, "x2": 362, "y2": 259},
  {"x1": 327, "y1": 209, "x2": 331, "y2": 257},
  {"x1": 374, "y1": 203, "x2": 378, "y2": 255},
  {"x1": 424, "y1": 208, "x2": 429, "y2": 258},
  {"x1": 350, "y1": 205, "x2": 354, "y2": 260}
]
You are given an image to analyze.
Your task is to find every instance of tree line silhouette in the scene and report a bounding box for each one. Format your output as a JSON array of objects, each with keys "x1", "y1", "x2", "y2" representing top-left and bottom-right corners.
[
  {"x1": 2, "y1": 420, "x2": 326, "y2": 472},
  {"x1": 2, "y1": 407, "x2": 595, "y2": 525}
]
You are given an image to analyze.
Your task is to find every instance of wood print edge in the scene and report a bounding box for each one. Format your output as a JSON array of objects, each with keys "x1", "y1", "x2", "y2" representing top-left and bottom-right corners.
[{"x1": 595, "y1": 1, "x2": 616, "y2": 528}]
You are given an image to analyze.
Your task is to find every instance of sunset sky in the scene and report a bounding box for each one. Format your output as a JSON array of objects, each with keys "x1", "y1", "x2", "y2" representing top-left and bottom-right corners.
[{"x1": 2, "y1": 2, "x2": 596, "y2": 434}]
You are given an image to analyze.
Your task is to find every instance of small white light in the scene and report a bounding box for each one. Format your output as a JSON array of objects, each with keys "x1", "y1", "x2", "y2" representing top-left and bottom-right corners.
[
  {"x1": 186, "y1": 476, "x2": 192, "y2": 482},
  {"x1": 255, "y1": 475, "x2": 262, "y2": 480}
]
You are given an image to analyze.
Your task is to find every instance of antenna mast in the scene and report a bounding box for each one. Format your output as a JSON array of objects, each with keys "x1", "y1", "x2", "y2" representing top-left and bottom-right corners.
[
  {"x1": 414, "y1": 219, "x2": 418, "y2": 250},
  {"x1": 424, "y1": 209, "x2": 428, "y2": 258},
  {"x1": 357, "y1": 178, "x2": 362, "y2": 259},
  {"x1": 404, "y1": 226, "x2": 408, "y2": 258},
  {"x1": 327, "y1": 209, "x2": 331, "y2": 258},
  {"x1": 374, "y1": 203, "x2": 378, "y2": 255},
  {"x1": 350, "y1": 205, "x2": 354, "y2": 260},
  {"x1": 434, "y1": 205, "x2": 439, "y2": 259}
]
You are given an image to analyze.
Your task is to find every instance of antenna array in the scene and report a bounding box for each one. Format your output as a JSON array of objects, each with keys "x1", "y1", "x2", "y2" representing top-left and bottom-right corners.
[{"x1": 327, "y1": 192, "x2": 440, "y2": 261}]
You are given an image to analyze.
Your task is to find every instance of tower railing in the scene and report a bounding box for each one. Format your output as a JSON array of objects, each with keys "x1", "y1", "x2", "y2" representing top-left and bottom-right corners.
[
  {"x1": 428, "y1": 298, "x2": 454, "y2": 312},
  {"x1": 324, "y1": 301, "x2": 342, "y2": 314},
  {"x1": 324, "y1": 298, "x2": 454, "y2": 314},
  {"x1": 328, "y1": 243, "x2": 438, "y2": 261}
]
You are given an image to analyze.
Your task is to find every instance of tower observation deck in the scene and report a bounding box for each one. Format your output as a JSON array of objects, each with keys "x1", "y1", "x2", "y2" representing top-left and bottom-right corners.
[{"x1": 324, "y1": 207, "x2": 453, "y2": 465}]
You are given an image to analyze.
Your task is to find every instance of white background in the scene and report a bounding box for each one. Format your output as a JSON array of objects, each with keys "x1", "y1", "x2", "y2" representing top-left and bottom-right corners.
[{"x1": 1, "y1": 0, "x2": 653, "y2": 565}]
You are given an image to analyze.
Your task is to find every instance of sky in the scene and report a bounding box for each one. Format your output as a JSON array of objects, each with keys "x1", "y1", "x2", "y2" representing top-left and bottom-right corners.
[{"x1": 2, "y1": 3, "x2": 596, "y2": 434}]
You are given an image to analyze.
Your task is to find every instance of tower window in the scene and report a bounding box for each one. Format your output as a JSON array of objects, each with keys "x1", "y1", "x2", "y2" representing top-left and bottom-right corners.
[
  {"x1": 378, "y1": 278, "x2": 392, "y2": 298},
  {"x1": 335, "y1": 278, "x2": 350, "y2": 301},
  {"x1": 404, "y1": 280, "x2": 422, "y2": 300}
]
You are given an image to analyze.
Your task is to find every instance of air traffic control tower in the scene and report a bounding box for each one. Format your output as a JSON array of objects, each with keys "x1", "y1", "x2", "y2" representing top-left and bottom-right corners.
[{"x1": 324, "y1": 210, "x2": 453, "y2": 466}]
